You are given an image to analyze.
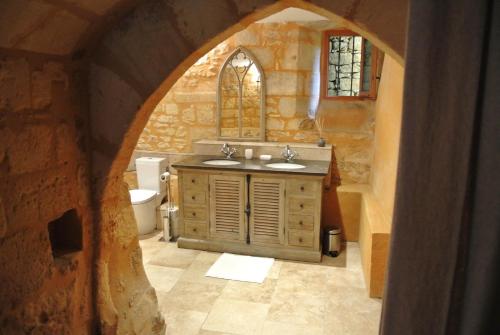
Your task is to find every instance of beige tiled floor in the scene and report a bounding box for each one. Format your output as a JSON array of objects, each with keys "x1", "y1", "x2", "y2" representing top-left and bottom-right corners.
[{"x1": 140, "y1": 232, "x2": 381, "y2": 335}]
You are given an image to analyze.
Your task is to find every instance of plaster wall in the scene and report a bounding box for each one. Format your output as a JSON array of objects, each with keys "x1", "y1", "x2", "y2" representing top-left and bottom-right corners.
[
  {"x1": 358, "y1": 54, "x2": 404, "y2": 297},
  {"x1": 370, "y1": 55, "x2": 404, "y2": 225}
]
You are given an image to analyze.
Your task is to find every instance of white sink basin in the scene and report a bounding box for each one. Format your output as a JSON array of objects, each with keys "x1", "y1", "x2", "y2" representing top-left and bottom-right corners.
[
  {"x1": 202, "y1": 159, "x2": 241, "y2": 166},
  {"x1": 265, "y1": 162, "x2": 306, "y2": 169}
]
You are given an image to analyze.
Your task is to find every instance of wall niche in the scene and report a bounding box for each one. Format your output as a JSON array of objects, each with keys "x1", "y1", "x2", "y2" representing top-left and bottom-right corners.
[{"x1": 47, "y1": 209, "x2": 82, "y2": 258}]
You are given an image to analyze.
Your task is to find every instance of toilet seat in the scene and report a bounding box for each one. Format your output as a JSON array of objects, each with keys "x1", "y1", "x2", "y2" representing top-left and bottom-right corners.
[{"x1": 130, "y1": 189, "x2": 157, "y2": 205}]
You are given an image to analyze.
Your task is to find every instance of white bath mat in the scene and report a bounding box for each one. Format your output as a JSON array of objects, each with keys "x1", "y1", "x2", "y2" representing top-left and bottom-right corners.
[{"x1": 205, "y1": 253, "x2": 274, "y2": 283}]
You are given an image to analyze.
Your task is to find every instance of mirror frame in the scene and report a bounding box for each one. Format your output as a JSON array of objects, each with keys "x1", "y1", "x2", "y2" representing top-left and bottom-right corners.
[{"x1": 216, "y1": 46, "x2": 266, "y2": 141}]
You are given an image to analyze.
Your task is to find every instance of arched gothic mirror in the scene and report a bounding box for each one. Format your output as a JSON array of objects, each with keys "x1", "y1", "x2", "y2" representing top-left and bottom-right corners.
[{"x1": 217, "y1": 47, "x2": 265, "y2": 141}]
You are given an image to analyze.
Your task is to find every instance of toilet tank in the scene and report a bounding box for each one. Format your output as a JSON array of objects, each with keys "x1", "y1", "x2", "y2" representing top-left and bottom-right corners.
[{"x1": 135, "y1": 157, "x2": 168, "y2": 193}]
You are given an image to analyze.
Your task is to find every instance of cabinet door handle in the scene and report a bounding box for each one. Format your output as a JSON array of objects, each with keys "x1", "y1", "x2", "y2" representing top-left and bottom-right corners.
[
  {"x1": 299, "y1": 237, "x2": 303, "y2": 243},
  {"x1": 191, "y1": 179, "x2": 195, "y2": 183},
  {"x1": 192, "y1": 196, "x2": 196, "y2": 200},
  {"x1": 300, "y1": 186, "x2": 305, "y2": 191},
  {"x1": 193, "y1": 228, "x2": 197, "y2": 232},
  {"x1": 299, "y1": 203, "x2": 304, "y2": 209},
  {"x1": 192, "y1": 212, "x2": 196, "y2": 217},
  {"x1": 299, "y1": 220, "x2": 303, "y2": 225}
]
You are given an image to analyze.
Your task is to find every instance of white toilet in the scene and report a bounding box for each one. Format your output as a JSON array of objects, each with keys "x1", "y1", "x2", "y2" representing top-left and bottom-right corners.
[{"x1": 129, "y1": 157, "x2": 168, "y2": 235}]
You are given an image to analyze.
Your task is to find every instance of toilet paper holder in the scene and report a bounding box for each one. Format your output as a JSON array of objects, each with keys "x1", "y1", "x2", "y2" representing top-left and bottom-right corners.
[{"x1": 160, "y1": 171, "x2": 170, "y2": 182}]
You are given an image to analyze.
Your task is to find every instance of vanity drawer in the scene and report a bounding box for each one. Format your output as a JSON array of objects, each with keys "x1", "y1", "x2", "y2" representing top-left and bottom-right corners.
[
  {"x1": 286, "y1": 180, "x2": 319, "y2": 197},
  {"x1": 288, "y1": 229, "x2": 314, "y2": 248},
  {"x1": 183, "y1": 190, "x2": 207, "y2": 205},
  {"x1": 183, "y1": 173, "x2": 209, "y2": 190},
  {"x1": 185, "y1": 221, "x2": 208, "y2": 238},
  {"x1": 183, "y1": 205, "x2": 208, "y2": 221},
  {"x1": 288, "y1": 214, "x2": 314, "y2": 231},
  {"x1": 288, "y1": 197, "x2": 316, "y2": 215}
]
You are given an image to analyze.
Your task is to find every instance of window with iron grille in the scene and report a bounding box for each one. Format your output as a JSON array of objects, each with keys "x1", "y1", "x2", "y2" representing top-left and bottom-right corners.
[{"x1": 323, "y1": 29, "x2": 379, "y2": 99}]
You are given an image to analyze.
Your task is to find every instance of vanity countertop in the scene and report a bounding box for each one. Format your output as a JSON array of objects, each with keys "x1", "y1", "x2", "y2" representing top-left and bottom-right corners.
[{"x1": 172, "y1": 155, "x2": 331, "y2": 176}]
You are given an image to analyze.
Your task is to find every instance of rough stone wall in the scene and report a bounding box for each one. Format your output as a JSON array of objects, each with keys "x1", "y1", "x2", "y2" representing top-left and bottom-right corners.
[
  {"x1": 0, "y1": 55, "x2": 94, "y2": 334},
  {"x1": 136, "y1": 22, "x2": 319, "y2": 152},
  {"x1": 137, "y1": 22, "x2": 374, "y2": 184},
  {"x1": 319, "y1": 100, "x2": 374, "y2": 184}
]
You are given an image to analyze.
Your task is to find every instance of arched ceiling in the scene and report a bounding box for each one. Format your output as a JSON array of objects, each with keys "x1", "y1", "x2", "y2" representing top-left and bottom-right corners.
[
  {"x1": 0, "y1": 0, "x2": 408, "y2": 61},
  {"x1": 0, "y1": 0, "x2": 140, "y2": 56}
]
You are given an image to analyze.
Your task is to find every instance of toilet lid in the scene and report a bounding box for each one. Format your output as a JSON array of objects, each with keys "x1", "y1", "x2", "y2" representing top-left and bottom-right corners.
[{"x1": 129, "y1": 189, "x2": 157, "y2": 205}]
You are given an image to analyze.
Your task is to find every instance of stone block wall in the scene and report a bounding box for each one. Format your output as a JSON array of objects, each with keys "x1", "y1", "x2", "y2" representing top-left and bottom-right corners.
[
  {"x1": 0, "y1": 55, "x2": 94, "y2": 333},
  {"x1": 136, "y1": 22, "x2": 375, "y2": 184}
]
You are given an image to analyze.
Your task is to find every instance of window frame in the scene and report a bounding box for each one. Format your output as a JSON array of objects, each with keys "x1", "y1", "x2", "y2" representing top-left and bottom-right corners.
[{"x1": 321, "y1": 29, "x2": 379, "y2": 100}]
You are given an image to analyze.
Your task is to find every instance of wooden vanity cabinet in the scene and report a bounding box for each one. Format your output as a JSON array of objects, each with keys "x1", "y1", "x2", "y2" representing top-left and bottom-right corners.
[
  {"x1": 209, "y1": 175, "x2": 246, "y2": 241},
  {"x1": 249, "y1": 177, "x2": 286, "y2": 246},
  {"x1": 180, "y1": 172, "x2": 209, "y2": 239},
  {"x1": 177, "y1": 169, "x2": 323, "y2": 262},
  {"x1": 285, "y1": 179, "x2": 322, "y2": 250}
]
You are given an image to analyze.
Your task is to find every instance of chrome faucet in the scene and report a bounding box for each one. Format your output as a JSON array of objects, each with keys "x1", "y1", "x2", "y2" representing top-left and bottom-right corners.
[
  {"x1": 282, "y1": 145, "x2": 297, "y2": 162},
  {"x1": 221, "y1": 143, "x2": 237, "y2": 159}
]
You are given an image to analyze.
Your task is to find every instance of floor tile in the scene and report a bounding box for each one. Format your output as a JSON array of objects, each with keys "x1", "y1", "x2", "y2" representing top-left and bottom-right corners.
[
  {"x1": 267, "y1": 260, "x2": 283, "y2": 279},
  {"x1": 179, "y1": 260, "x2": 229, "y2": 286},
  {"x1": 261, "y1": 320, "x2": 323, "y2": 335},
  {"x1": 144, "y1": 264, "x2": 184, "y2": 293},
  {"x1": 159, "y1": 281, "x2": 226, "y2": 313},
  {"x1": 163, "y1": 309, "x2": 208, "y2": 335},
  {"x1": 345, "y1": 242, "x2": 363, "y2": 271},
  {"x1": 324, "y1": 286, "x2": 381, "y2": 335},
  {"x1": 194, "y1": 251, "x2": 222, "y2": 264},
  {"x1": 220, "y1": 278, "x2": 277, "y2": 304},
  {"x1": 267, "y1": 291, "x2": 326, "y2": 326},
  {"x1": 139, "y1": 232, "x2": 167, "y2": 263},
  {"x1": 324, "y1": 268, "x2": 366, "y2": 289},
  {"x1": 202, "y1": 298, "x2": 270, "y2": 335},
  {"x1": 139, "y1": 232, "x2": 381, "y2": 335},
  {"x1": 149, "y1": 245, "x2": 200, "y2": 268},
  {"x1": 279, "y1": 261, "x2": 332, "y2": 279},
  {"x1": 274, "y1": 262, "x2": 331, "y2": 298},
  {"x1": 320, "y1": 249, "x2": 347, "y2": 268},
  {"x1": 197, "y1": 330, "x2": 234, "y2": 335}
]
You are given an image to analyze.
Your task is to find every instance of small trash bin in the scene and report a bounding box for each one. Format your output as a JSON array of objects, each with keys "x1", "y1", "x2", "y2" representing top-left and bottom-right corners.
[{"x1": 323, "y1": 227, "x2": 342, "y2": 257}]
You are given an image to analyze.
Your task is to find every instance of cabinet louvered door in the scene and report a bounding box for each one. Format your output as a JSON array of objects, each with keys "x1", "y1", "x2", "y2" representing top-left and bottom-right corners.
[
  {"x1": 250, "y1": 177, "x2": 285, "y2": 245},
  {"x1": 209, "y1": 175, "x2": 245, "y2": 241}
]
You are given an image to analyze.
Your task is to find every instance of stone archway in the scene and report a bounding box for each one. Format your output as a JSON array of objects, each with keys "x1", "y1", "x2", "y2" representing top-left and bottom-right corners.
[{"x1": 89, "y1": 0, "x2": 407, "y2": 333}]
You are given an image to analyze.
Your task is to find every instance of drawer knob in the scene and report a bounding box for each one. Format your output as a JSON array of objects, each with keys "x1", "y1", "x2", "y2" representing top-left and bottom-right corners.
[
  {"x1": 300, "y1": 186, "x2": 305, "y2": 191},
  {"x1": 299, "y1": 237, "x2": 303, "y2": 243},
  {"x1": 299, "y1": 220, "x2": 303, "y2": 225},
  {"x1": 192, "y1": 212, "x2": 196, "y2": 217},
  {"x1": 192, "y1": 196, "x2": 196, "y2": 200},
  {"x1": 191, "y1": 179, "x2": 195, "y2": 183},
  {"x1": 299, "y1": 203, "x2": 304, "y2": 209},
  {"x1": 193, "y1": 228, "x2": 197, "y2": 232}
]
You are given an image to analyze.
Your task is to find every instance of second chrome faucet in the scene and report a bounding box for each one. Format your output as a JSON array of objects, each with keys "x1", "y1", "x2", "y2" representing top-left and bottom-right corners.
[{"x1": 221, "y1": 143, "x2": 238, "y2": 159}]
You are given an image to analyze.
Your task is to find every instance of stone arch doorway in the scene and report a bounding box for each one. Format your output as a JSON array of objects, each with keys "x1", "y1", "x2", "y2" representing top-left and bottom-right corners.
[{"x1": 90, "y1": 0, "x2": 407, "y2": 333}]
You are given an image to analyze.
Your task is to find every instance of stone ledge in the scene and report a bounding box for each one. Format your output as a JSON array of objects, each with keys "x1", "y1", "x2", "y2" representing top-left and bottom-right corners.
[
  {"x1": 337, "y1": 184, "x2": 391, "y2": 298},
  {"x1": 192, "y1": 139, "x2": 333, "y2": 161}
]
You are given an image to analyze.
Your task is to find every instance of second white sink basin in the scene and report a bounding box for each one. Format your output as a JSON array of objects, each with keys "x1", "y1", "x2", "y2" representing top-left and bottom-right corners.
[
  {"x1": 203, "y1": 159, "x2": 241, "y2": 166},
  {"x1": 266, "y1": 162, "x2": 306, "y2": 169}
]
